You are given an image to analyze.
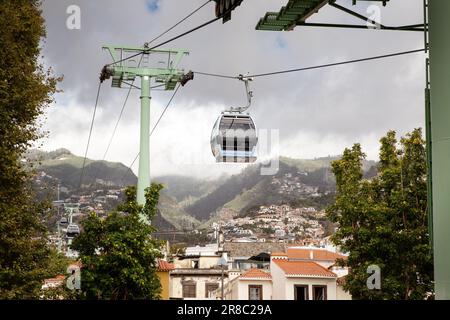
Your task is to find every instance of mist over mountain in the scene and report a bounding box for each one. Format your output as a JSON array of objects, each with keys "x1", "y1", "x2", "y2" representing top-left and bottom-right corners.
[
  {"x1": 29, "y1": 149, "x2": 377, "y2": 231},
  {"x1": 26, "y1": 148, "x2": 137, "y2": 188}
]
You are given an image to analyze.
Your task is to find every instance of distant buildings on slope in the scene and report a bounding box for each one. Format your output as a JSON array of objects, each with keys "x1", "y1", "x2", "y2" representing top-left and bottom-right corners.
[{"x1": 165, "y1": 233, "x2": 350, "y2": 300}]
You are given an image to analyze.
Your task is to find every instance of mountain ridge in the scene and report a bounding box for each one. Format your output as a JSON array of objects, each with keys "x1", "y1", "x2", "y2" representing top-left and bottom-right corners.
[{"x1": 29, "y1": 149, "x2": 377, "y2": 231}]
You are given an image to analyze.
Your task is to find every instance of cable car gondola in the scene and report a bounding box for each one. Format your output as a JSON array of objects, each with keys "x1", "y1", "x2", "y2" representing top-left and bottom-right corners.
[
  {"x1": 210, "y1": 75, "x2": 258, "y2": 163},
  {"x1": 59, "y1": 216, "x2": 68, "y2": 225},
  {"x1": 66, "y1": 223, "x2": 80, "y2": 238}
]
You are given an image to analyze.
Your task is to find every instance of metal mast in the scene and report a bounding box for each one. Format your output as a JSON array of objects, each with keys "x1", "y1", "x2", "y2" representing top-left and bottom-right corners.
[
  {"x1": 101, "y1": 45, "x2": 189, "y2": 210},
  {"x1": 428, "y1": 0, "x2": 450, "y2": 300}
]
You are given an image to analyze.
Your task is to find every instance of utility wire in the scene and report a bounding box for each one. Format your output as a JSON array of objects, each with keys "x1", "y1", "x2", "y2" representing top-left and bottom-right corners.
[
  {"x1": 102, "y1": 55, "x2": 145, "y2": 161},
  {"x1": 121, "y1": 84, "x2": 182, "y2": 183},
  {"x1": 194, "y1": 71, "x2": 239, "y2": 79},
  {"x1": 150, "y1": 84, "x2": 182, "y2": 137},
  {"x1": 79, "y1": 81, "x2": 102, "y2": 189},
  {"x1": 147, "y1": 0, "x2": 212, "y2": 45},
  {"x1": 102, "y1": 84, "x2": 133, "y2": 160},
  {"x1": 248, "y1": 48, "x2": 426, "y2": 78},
  {"x1": 107, "y1": 6, "x2": 229, "y2": 67},
  {"x1": 193, "y1": 48, "x2": 426, "y2": 80},
  {"x1": 102, "y1": 83, "x2": 173, "y2": 160}
]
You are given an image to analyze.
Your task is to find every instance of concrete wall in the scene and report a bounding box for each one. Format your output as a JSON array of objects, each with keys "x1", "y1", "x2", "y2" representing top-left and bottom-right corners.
[
  {"x1": 284, "y1": 277, "x2": 336, "y2": 300},
  {"x1": 237, "y1": 280, "x2": 272, "y2": 300},
  {"x1": 200, "y1": 256, "x2": 221, "y2": 269},
  {"x1": 173, "y1": 256, "x2": 220, "y2": 269},
  {"x1": 156, "y1": 271, "x2": 170, "y2": 300},
  {"x1": 271, "y1": 262, "x2": 287, "y2": 300},
  {"x1": 171, "y1": 275, "x2": 223, "y2": 299},
  {"x1": 336, "y1": 285, "x2": 352, "y2": 300},
  {"x1": 271, "y1": 260, "x2": 337, "y2": 300}
]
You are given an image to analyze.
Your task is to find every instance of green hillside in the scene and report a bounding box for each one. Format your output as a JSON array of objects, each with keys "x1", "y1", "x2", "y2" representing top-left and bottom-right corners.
[
  {"x1": 158, "y1": 193, "x2": 201, "y2": 230},
  {"x1": 29, "y1": 148, "x2": 136, "y2": 188},
  {"x1": 156, "y1": 175, "x2": 218, "y2": 204},
  {"x1": 187, "y1": 156, "x2": 378, "y2": 222},
  {"x1": 29, "y1": 149, "x2": 378, "y2": 231}
]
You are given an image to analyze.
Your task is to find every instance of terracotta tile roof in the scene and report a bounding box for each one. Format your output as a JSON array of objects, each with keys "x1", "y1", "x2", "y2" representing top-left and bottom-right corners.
[
  {"x1": 44, "y1": 275, "x2": 66, "y2": 284},
  {"x1": 69, "y1": 261, "x2": 82, "y2": 269},
  {"x1": 274, "y1": 260, "x2": 337, "y2": 278},
  {"x1": 157, "y1": 259, "x2": 175, "y2": 272},
  {"x1": 286, "y1": 248, "x2": 347, "y2": 261},
  {"x1": 240, "y1": 268, "x2": 272, "y2": 280}
]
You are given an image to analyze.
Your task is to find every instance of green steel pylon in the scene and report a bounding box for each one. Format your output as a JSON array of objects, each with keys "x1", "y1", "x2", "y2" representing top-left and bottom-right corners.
[
  {"x1": 428, "y1": 0, "x2": 450, "y2": 300},
  {"x1": 100, "y1": 44, "x2": 189, "y2": 216}
]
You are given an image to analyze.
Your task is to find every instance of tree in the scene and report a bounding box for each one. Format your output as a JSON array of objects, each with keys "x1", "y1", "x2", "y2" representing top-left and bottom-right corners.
[
  {"x1": 71, "y1": 184, "x2": 164, "y2": 300},
  {"x1": 0, "y1": 0, "x2": 59, "y2": 298},
  {"x1": 327, "y1": 129, "x2": 433, "y2": 300}
]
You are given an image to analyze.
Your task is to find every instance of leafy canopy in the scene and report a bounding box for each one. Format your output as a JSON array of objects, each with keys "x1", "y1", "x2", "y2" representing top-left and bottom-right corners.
[
  {"x1": 0, "y1": 0, "x2": 60, "y2": 299},
  {"x1": 71, "y1": 184, "x2": 164, "y2": 300},
  {"x1": 327, "y1": 129, "x2": 433, "y2": 300}
]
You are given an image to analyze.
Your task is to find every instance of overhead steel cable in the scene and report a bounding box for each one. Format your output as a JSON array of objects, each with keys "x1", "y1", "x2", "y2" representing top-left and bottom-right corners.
[
  {"x1": 193, "y1": 71, "x2": 239, "y2": 79},
  {"x1": 79, "y1": 81, "x2": 102, "y2": 189},
  {"x1": 248, "y1": 48, "x2": 426, "y2": 78},
  {"x1": 121, "y1": 84, "x2": 182, "y2": 183},
  {"x1": 102, "y1": 84, "x2": 133, "y2": 161},
  {"x1": 103, "y1": 72, "x2": 173, "y2": 160},
  {"x1": 107, "y1": 16, "x2": 222, "y2": 67},
  {"x1": 102, "y1": 55, "x2": 145, "y2": 161},
  {"x1": 107, "y1": 5, "x2": 234, "y2": 67},
  {"x1": 193, "y1": 48, "x2": 426, "y2": 80},
  {"x1": 147, "y1": 0, "x2": 212, "y2": 46}
]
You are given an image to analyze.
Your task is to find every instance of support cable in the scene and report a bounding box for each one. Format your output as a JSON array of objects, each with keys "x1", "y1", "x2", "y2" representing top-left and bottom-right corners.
[
  {"x1": 193, "y1": 48, "x2": 426, "y2": 80},
  {"x1": 107, "y1": 4, "x2": 232, "y2": 67},
  {"x1": 147, "y1": 0, "x2": 212, "y2": 45},
  {"x1": 79, "y1": 81, "x2": 102, "y2": 189},
  {"x1": 248, "y1": 48, "x2": 425, "y2": 78},
  {"x1": 194, "y1": 71, "x2": 239, "y2": 79},
  {"x1": 103, "y1": 55, "x2": 144, "y2": 160},
  {"x1": 121, "y1": 84, "x2": 182, "y2": 183}
]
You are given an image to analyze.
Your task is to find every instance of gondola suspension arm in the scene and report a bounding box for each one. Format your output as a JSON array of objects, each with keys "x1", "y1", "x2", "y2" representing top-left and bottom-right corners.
[{"x1": 228, "y1": 74, "x2": 253, "y2": 113}]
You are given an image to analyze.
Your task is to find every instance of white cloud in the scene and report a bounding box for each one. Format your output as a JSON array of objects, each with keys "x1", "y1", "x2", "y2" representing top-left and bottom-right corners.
[{"x1": 39, "y1": 0, "x2": 427, "y2": 178}]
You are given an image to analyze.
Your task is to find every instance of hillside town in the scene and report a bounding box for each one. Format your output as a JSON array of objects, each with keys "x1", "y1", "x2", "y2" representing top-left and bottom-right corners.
[
  {"x1": 166, "y1": 233, "x2": 351, "y2": 300},
  {"x1": 213, "y1": 205, "x2": 328, "y2": 243},
  {"x1": 2, "y1": 0, "x2": 443, "y2": 307},
  {"x1": 271, "y1": 172, "x2": 323, "y2": 197},
  {"x1": 43, "y1": 180, "x2": 345, "y2": 300},
  {"x1": 44, "y1": 226, "x2": 351, "y2": 300}
]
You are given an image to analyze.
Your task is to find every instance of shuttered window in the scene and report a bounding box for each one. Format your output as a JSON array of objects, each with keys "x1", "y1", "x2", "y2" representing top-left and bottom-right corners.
[{"x1": 182, "y1": 282, "x2": 196, "y2": 298}]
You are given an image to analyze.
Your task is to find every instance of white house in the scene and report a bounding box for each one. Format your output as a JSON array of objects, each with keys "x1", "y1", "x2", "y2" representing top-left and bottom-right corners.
[
  {"x1": 270, "y1": 257, "x2": 337, "y2": 300},
  {"x1": 211, "y1": 246, "x2": 351, "y2": 300},
  {"x1": 216, "y1": 268, "x2": 273, "y2": 300}
]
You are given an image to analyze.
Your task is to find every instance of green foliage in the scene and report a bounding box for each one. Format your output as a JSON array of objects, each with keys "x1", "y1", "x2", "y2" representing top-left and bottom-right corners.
[
  {"x1": 71, "y1": 184, "x2": 164, "y2": 299},
  {"x1": 327, "y1": 129, "x2": 433, "y2": 300},
  {"x1": 39, "y1": 250, "x2": 79, "y2": 300},
  {"x1": 40, "y1": 284, "x2": 79, "y2": 300},
  {"x1": 0, "y1": 0, "x2": 59, "y2": 298}
]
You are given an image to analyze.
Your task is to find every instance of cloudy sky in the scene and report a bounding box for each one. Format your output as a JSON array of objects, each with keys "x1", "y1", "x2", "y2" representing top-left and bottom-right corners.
[{"x1": 39, "y1": 0, "x2": 426, "y2": 179}]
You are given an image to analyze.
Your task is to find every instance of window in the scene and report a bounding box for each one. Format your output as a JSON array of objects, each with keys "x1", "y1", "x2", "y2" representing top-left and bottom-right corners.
[
  {"x1": 191, "y1": 260, "x2": 199, "y2": 269},
  {"x1": 312, "y1": 285, "x2": 327, "y2": 300},
  {"x1": 182, "y1": 282, "x2": 196, "y2": 298},
  {"x1": 248, "y1": 285, "x2": 263, "y2": 300},
  {"x1": 294, "y1": 285, "x2": 309, "y2": 300},
  {"x1": 205, "y1": 283, "x2": 219, "y2": 298}
]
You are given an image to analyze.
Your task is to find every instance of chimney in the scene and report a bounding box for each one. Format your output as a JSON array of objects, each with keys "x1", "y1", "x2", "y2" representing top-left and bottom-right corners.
[{"x1": 218, "y1": 230, "x2": 224, "y2": 251}]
